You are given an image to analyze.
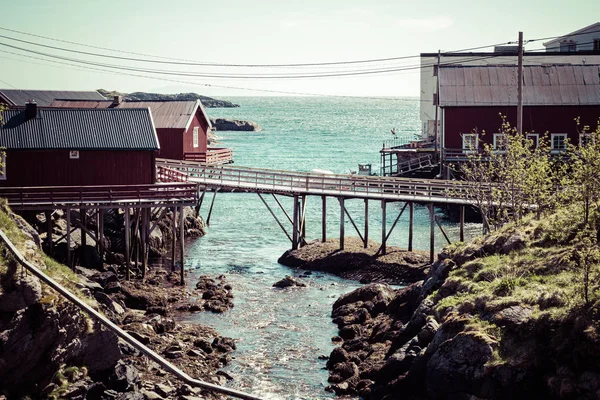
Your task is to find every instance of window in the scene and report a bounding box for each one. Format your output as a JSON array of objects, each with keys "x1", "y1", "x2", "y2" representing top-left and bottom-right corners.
[
  {"x1": 594, "y1": 39, "x2": 600, "y2": 51},
  {"x1": 462, "y1": 133, "x2": 478, "y2": 154},
  {"x1": 193, "y1": 127, "x2": 199, "y2": 148},
  {"x1": 580, "y1": 133, "x2": 593, "y2": 146},
  {"x1": 560, "y1": 42, "x2": 576, "y2": 52},
  {"x1": 526, "y1": 133, "x2": 539, "y2": 148},
  {"x1": 0, "y1": 152, "x2": 6, "y2": 180},
  {"x1": 551, "y1": 133, "x2": 567, "y2": 152},
  {"x1": 493, "y1": 133, "x2": 507, "y2": 153},
  {"x1": 69, "y1": 150, "x2": 79, "y2": 159}
]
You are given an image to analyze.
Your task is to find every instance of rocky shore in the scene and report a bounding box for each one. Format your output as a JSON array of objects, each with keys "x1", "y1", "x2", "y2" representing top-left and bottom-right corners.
[
  {"x1": 323, "y1": 212, "x2": 600, "y2": 399},
  {"x1": 278, "y1": 237, "x2": 430, "y2": 285},
  {"x1": 209, "y1": 118, "x2": 260, "y2": 132},
  {"x1": 0, "y1": 204, "x2": 238, "y2": 399},
  {"x1": 97, "y1": 89, "x2": 240, "y2": 108}
]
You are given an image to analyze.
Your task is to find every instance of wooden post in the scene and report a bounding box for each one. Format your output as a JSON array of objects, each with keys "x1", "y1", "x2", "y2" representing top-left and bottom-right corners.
[
  {"x1": 124, "y1": 207, "x2": 131, "y2": 280},
  {"x1": 141, "y1": 208, "x2": 148, "y2": 280},
  {"x1": 339, "y1": 197, "x2": 345, "y2": 250},
  {"x1": 300, "y1": 196, "x2": 307, "y2": 246},
  {"x1": 460, "y1": 205, "x2": 465, "y2": 242},
  {"x1": 80, "y1": 209, "x2": 87, "y2": 248},
  {"x1": 364, "y1": 199, "x2": 369, "y2": 248},
  {"x1": 171, "y1": 206, "x2": 177, "y2": 272},
  {"x1": 321, "y1": 196, "x2": 327, "y2": 243},
  {"x1": 517, "y1": 31, "x2": 524, "y2": 135},
  {"x1": 179, "y1": 205, "x2": 185, "y2": 285},
  {"x1": 66, "y1": 208, "x2": 71, "y2": 268},
  {"x1": 98, "y1": 209, "x2": 104, "y2": 261},
  {"x1": 408, "y1": 202, "x2": 414, "y2": 251},
  {"x1": 292, "y1": 195, "x2": 299, "y2": 250},
  {"x1": 381, "y1": 200, "x2": 387, "y2": 256},
  {"x1": 45, "y1": 210, "x2": 53, "y2": 254},
  {"x1": 134, "y1": 209, "x2": 140, "y2": 276},
  {"x1": 429, "y1": 204, "x2": 435, "y2": 264},
  {"x1": 206, "y1": 189, "x2": 218, "y2": 226}
]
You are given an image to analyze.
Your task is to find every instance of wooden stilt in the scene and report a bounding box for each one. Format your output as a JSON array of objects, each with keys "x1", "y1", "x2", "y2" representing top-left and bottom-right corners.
[
  {"x1": 171, "y1": 206, "x2": 177, "y2": 272},
  {"x1": 322, "y1": 196, "x2": 327, "y2": 243},
  {"x1": 98, "y1": 209, "x2": 104, "y2": 261},
  {"x1": 381, "y1": 200, "x2": 387, "y2": 256},
  {"x1": 460, "y1": 205, "x2": 465, "y2": 242},
  {"x1": 179, "y1": 205, "x2": 185, "y2": 285},
  {"x1": 66, "y1": 208, "x2": 71, "y2": 268},
  {"x1": 300, "y1": 196, "x2": 307, "y2": 246},
  {"x1": 45, "y1": 210, "x2": 53, "y2": 254},
  {"x1": 141, "y1": 208, "x2": 148, "y2": 280},
  {"x1": 80, "y1": 209, "x2": 87, "y2": 248},
  {"x1": 339, "y1": 197, "x2": 345, "y2": 250},
  {"x1": 124, "y1": 207, "x2": 131, "y2": 280},
  {"x1": 375, "y1": 203, "x2": 408, "y2": 257},
  {"x1": 364, "y1": 199, "x2": 369, "y2": 248},
  {"x1": 194, "y1": 188, "x2": 207, "y2": 218},
  {"x1": 435, "y1": 215, "x2": 451, "y2": 245},
  {"x1": 429, "y1": 204, "x2": 435, "y2": 264},
  {"x1": 258, "y1": 193, "x2": 292, "y2": 242},
  {"x1": 344, "y1": 204, "x2": 365, "y2": 244},
  {"x1": 272, "y1": 194, "x2": 293, "y2": 225},
  {"x1": 133, "y1": 209, "x2": 141, "y2": 275},
  {"x1": 408, "y1": 202, "x2": 414, "y2": 252},
  {"x1": 206, "y1": 189, "x2": 218, "y2": 226},
  {"x1": 292, "y1": 195, "x2": 299, "y2": 250}
]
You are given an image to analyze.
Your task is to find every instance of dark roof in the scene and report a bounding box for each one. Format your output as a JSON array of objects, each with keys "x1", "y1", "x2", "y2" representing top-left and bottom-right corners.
[
  {"x1": 0, "y1": 108, "x2": 159, "y2": 150},
  {"x1": 420, "y1": 51, "x2": 600, "y2": 57},
  {"x1": 438, "y1": 64, "x2": 600, "y2": 107},
  {"x1": 49, "y1": 99, "x2": 212, "y2": 129},
  {"x1": 0, "y1": 89, "x2": 106, "y2": 107}
]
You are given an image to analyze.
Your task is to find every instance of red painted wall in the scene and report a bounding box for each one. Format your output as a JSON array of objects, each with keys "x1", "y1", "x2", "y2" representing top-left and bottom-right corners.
[
  {"x1": 156, "y1": 128, "x2": 184, "y2": 159},
  {"x1": 182, "y1": 111, "x2": 209, "y2": 155},
  {"x1": 0, "y1": 150, "x2": 155, "y2": 187},
  {"x1": 443, "y1": 106, "x2": 600, "y2": 149}
]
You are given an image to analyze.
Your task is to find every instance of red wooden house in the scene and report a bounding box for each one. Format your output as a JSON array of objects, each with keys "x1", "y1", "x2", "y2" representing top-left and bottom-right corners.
[
  {"x1": 50, "y1": 98, "x2": 233, "y2": 164},
  {"x1": 438, "y1": 64, "x2": 600, "y2": 162},
  {"x1": 0, "y1": 103, "x2": 159, "y2": 186}
]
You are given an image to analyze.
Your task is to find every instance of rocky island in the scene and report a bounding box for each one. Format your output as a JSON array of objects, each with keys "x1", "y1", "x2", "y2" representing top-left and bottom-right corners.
[{"x1": 97, "y1": 89, "x2": 239, "y2": 108}]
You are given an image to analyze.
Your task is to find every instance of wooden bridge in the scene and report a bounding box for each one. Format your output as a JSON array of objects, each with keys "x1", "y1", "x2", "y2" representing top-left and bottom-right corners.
[{"x1": 156, "y1": 159, "x2": 484, "y2": 262}]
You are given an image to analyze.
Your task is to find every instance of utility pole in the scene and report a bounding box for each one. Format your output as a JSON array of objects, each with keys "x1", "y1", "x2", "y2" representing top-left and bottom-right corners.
[
  {"x1": 517, "y1": 31, "x2": 524, "y2": 135},
  {"x1": 434, "y1": 50, "x2": 441, "y2": 153}
]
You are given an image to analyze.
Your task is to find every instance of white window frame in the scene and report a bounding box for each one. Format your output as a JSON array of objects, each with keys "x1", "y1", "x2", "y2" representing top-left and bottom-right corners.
[
  {"x1": 526, "y1": 133, "x2": 539, "y2": 148},
  {"x1": 580, "y1": 133, "x2": 594, "y2": 146},
  {"x1": 551, "y1": 133, "x2": 567, "y2": 153},
  {"x1": 193, "y1": 127, "x2": 199, "y2": 148},
  {"x1": 493, "y1": 133, "x2": 507, "y2": 153},
  {"x1": 462, "y1": 133, "x2": 479, "y2": 154},
  {"x1": 69, "y1": 150, "x2": 80, "y2": 159},
  {"x1": 0, "y1": 153, "x2": 6, "y2": 180}
]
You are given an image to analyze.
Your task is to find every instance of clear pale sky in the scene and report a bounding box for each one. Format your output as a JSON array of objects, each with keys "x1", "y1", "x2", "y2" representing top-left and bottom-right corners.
[{"x1": 0, "y1": 0, "x2": 597, "y2": 97}]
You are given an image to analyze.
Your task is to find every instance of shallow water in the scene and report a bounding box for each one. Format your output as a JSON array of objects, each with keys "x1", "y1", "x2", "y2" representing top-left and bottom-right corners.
[{"x1": 177, "y1": 97, "x2": 480, "y2": 398}]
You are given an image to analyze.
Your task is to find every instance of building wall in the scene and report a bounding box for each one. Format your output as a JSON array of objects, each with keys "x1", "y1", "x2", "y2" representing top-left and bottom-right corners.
[
  {"x1": 182, "y1": 111, "x2": 209, "y2": 155},
  {"x1": 420, "y1": 53, "x2": 600, "y2": 139},
  {"x1": 545, "y1": 29, "x2": 600, "y2": 51},
  {"x1": 156, "y1": 128, "x2": 184, "y2": 159},
  {"x1": 442, "y1": 105, "x2": 600, "y2": 149},
  {"x1": 0, "y1": 150, "x2": 155, "y2": 187}
]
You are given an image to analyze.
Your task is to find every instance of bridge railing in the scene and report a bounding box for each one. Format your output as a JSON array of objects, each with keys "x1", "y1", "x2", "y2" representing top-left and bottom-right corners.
[{"x1": 157, "y1": 159, "x2": 493, "y2": 203}]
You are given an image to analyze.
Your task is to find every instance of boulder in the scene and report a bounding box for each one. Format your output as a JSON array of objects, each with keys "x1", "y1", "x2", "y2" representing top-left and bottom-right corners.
[
  {"x1": 332, "y1": 283, "x2": 396, "y2": 312},
  {"x1": 272, "y1": 276, "x2": 307, "y2": 288},
  {"x1": 0, "y1": 273, "x2": 42, "y2": 313},
  {"x1": 210, "y1": 118, "x2": 260, "y2": 131}
]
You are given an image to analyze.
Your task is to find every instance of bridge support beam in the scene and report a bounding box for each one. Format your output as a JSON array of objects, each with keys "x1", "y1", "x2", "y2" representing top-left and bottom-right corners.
[
  {"x1": 66, "y1": 208, "x2": 71, "y2": 268},
  {"x1": 45, "y1": 211, "x2": 53, "y2": 255},
  {"x1": 429, "y1": 204, "x2": 435, "y2": 264},
  {"x1": 321, "y1": 196, "x2": 327, "y2": 242},
  {"x1": 141, "y1": 207, "x2": 148, "y2": 280},
  {"x1": 381, "y1": 200, "x2": 387, "y2": 255},
  {"x1": 98, "y1": 209, "x2": 104, "y2": 260},
  {"x1": 339, "y1": 197, "x2": 345, "y2": 250},
  {"x1": 206, "y1": 189, "x2": 218, "y2": 226},
  {"x1": 364, "y1": 199, "x2": 369, "y2": 248},
  {"x1": 124, "y1": 207, "x2": 131, "y2": 280},
  {"x1": 171, "y1": 206, "x2": 177, "y2": 272},
  {"x1": 300, "y1": 196, "x2": 307, "y2": 247},
  {"x1": 292, "y1": 195, "x2": 299, "y2": 250},
  {"x1": 179, "y1": 205, "x2": 185, "y2": 285},
  {"x1": 258, "y1": 193, "x2": 292, "y2": 243},
  {"x1": 408, "y1": 202, "x2": 414, "y2": 251},
  {"x1": 80, "y1": 209, "x2": 87, "y2": 249},
  {"x1": 460, "y1": 205, "x2": 465, "y2": 242}
]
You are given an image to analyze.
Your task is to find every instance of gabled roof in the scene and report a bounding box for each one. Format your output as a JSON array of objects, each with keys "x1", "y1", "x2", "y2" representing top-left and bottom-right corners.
[
  {"x1": 0, "y1": 89, "x2": 106, "y2": 107},
  {"x1": 49, "y1": 99, "x2": 212, "y2": 130},
  {"x1": 438, "y1": 64, "x2": 600, "y2": 107},
  {"x1": 543, "y1": 22, "x2": 600, "y2": 46},
  {"x1": 0, "y1": 108, "x2": 159, "y2": 150}
]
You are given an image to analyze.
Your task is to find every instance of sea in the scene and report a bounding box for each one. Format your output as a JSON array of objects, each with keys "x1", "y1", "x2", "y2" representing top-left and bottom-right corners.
[{"x1": 178, "y1": 96, "x2": 480, "y2": 399}]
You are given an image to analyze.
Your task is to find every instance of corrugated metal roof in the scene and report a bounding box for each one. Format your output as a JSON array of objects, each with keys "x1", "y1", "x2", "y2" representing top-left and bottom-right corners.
[
  {"x1": 0, "y1": 108, "x2": 159, "y2": 150},
  {"x1": 49, "y1": 99, "x2": 211, "y2": 129},
  {"x1": 438, "y1": 65, "x2": 600, "y2": 107},
  {"x1": 0, "y1": 89, "x2": 106, "y2": 106}
]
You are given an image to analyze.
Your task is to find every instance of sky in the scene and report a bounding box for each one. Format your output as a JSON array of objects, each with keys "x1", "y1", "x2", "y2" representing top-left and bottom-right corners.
[{"x1": 0, "y1": 0, "x2": 598, "y2": 98}]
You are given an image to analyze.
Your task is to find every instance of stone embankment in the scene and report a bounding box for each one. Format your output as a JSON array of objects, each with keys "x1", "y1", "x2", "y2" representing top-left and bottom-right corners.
[
  {"x1": 0, "y1": 205, "x2": 239, "y2": 399},
  {"x1": 210, "y1": 118, "x2": 260, "y2": 132},
  {"x1": 278, "y1": 237, "x2": 430, "y2": 285},
  {"x1": 322, "y1": 216, "x2": 600, "y2": 399}
]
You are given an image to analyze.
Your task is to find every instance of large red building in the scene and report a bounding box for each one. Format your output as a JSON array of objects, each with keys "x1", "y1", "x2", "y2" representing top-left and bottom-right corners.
[
  {"x1": 50, "y1": 98, "x2": 232, "y2": 164},
  {"x1": 0, "y1": 104, "x2": 159, "y2": 186},
  {"x1": 438, "y1": 64, "x2": 600, "y2": 162}
]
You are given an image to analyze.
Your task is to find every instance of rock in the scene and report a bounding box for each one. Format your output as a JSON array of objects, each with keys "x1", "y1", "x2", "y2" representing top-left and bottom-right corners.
[
  {"x1": 11, "y1": 213, "x2": 42, "y2": 248},
  {"x1": 210, "y1": 118, "x2": 260, "y2": 131},
  {"x1": 92, "y1": 271, "x2": 119, "y2": 287},
  {"x1": 154, "y1": 383, "x2": 174, "y2": 397},
  {"x1": 81, "y1": 325, "x2": 122, "y2": 374},
  {"x1": 194, "y1": 338, "x2": 214, "y2": 353},
  {"x1": 109, "y1": 361, "x2": 140, "y2": 392},
  {"x1": 140, "y1": 390, "x2": 164, "y2": 400},
  {"x1": 0, "y1": 273, "x2": 42, "y2": 312},
  {"x1": 491, "y1": 305, "x2": 532, "y2": 328},
  {"x1": 94, "y1": 292, "x2": 125, "y2": 315},
  {"x1": 327, "y1": 347, "x2": 350, "y2": 368},
  {"x1": 332, "y1": 283, "x2": 396, "y2": 312},
  {"x1": 273, "y1": 275, "x2": 307, "y2": 288},
  {"x1": 116, "y1": 393, "x2": 144, "y2": 400},
  {"x1": 501, "y1": 233, "x2": 526, "y2": 254},
  {"x1": 77, "y1": 276, "x2": 104, "y2": 292}
]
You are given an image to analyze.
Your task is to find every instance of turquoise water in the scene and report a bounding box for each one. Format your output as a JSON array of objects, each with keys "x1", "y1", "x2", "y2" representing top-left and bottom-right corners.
[{"x1": 180, "y1": 97, "x2": 480, "y2": 399}]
